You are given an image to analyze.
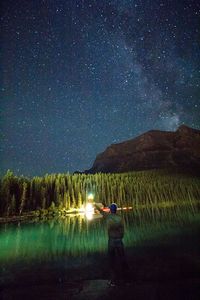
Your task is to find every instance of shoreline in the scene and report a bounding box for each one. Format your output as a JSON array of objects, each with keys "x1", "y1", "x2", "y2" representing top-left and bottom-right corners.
[{"x1": 0, "y1": 200, "x2": 199, "y2": 224}]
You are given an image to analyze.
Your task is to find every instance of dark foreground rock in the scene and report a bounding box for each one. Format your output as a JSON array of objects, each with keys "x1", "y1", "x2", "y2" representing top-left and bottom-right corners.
[
  {"x1": 75, "y1": 278, "x2": 200, "y2": 300},
  {"x1": 86, "y1": 125, "x2": 200, "y2": 174},
  {"x1": 1, "y1": 278, "x2": 199, "y2": 300}
]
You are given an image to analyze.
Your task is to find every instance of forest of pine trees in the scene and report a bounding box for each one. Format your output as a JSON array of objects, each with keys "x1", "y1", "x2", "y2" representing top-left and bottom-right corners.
[{"x1": 0, "y1": 169, "x2": 200, "y2": 217}]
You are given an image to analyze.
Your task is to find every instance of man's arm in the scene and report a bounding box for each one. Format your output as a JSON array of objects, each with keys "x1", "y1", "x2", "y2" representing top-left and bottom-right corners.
[{"x1": 94, "y1": 203, "x2": 109, "y2": 217}]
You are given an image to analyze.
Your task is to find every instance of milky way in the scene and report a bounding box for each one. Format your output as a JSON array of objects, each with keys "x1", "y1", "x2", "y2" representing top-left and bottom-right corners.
[{"x1": 1, "y1": 0, "x2": 200, "y2": 176}]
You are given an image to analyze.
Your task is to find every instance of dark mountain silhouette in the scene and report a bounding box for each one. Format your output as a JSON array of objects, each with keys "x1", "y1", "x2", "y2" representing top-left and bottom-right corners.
[{"x1": 86, "y1": 125, "x2": 200, "y2": 174}]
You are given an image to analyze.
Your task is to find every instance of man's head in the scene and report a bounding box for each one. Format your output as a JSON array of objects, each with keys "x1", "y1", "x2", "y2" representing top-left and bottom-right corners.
[{"x1": 109, "y1": 203, "x2": 117, "y2": 213}]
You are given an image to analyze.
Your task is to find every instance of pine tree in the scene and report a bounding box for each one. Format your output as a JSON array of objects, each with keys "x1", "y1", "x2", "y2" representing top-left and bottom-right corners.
[
  {"x1": 71, "y1": 188, "x2": 76, "y2": 208},
  {"x1": 1, "y1": 172, "x2": 11, "y2": 216},
  {"x1": 78, "y1": 192, "x2": 82, "y2": 209},
  {"x1": 10, "y1": 194, "x2": 16, "y2": 215},
  {"x1": 41, "y1": 186, "x2": 46, "y2": 209},
  {"x1": 64, "y1": 191, "x2": 70, "y2": 210},
  {"x1": 19, "y1": 182, "x2": 27, "y2": 215}
]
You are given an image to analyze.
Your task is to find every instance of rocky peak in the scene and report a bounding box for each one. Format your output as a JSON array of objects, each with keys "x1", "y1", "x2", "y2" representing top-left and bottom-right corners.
[
  {"x1": 86, "y1": 125, "x2": 200, "y2": 174},
  {"x1": 177, "y1": 124, "x2": 200, "y2": 135}
]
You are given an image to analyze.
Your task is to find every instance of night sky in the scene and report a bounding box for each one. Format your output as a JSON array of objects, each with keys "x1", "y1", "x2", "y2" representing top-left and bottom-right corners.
[{"x1": 1, "y1": 0, "x2": 200, "y2": 177}]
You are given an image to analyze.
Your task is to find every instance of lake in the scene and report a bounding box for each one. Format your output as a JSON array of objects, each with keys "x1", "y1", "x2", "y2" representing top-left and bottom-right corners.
[{"x1": 0, "y1": 209, "x2": 199, "y2": 262}]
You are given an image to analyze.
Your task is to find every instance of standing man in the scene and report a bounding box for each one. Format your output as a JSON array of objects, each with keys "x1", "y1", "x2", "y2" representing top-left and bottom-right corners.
[{"x1": 95, "y1": 202, "x2": 128, "y2": 286}]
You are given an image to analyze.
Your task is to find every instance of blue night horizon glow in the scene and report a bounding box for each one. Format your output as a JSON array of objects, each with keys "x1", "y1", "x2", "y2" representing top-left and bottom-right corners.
[{"x1": 1, "y1": 0, "x2": 200, "y2": 176}]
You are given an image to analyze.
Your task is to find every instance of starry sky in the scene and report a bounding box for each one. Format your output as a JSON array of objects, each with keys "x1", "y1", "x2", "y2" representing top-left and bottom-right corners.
[{"x1": 1, "y1": 0, "x2": 200, "y2": 177}]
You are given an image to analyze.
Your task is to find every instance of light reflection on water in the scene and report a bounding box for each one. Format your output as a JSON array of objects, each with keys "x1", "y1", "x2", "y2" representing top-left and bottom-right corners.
[{"x1": 0, "y1": 209, "x2": 199, "y2": 266}]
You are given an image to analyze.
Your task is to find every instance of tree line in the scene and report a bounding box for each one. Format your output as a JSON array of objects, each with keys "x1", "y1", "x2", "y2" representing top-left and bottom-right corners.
[{"x1": 0, "y1": 169, "x2": 200, "y2": 217}]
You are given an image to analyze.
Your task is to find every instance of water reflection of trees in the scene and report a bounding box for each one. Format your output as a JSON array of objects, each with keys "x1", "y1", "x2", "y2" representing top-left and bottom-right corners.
[
  {"x1": 0, "y1": 216, "x2": 107, "y2": 263},
  {"x1": 0, "y1": 206, "x2": 199, "y2": 264}
]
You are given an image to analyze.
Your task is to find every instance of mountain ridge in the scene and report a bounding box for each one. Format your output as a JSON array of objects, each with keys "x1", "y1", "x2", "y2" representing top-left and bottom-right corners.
[{"x1": 85, "y1": 125, "x2": 200, "y2": 175}]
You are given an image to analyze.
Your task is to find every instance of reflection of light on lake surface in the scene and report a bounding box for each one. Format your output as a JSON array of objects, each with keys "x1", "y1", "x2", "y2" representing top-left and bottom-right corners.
[
  {"x1": 85, "y1": 212, "x2": 93, "y2": 220},
  {"x1": 85, "y1": 203, "x2": 94, "y2": 220},
  {"x1": 0, "y1": 208, "x2": 199, "y2": 267}
]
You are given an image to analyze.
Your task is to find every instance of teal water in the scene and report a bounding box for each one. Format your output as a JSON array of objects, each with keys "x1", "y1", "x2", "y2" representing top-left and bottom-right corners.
[
  {"x1": 1, "y1": 209, "x2": 199, "y2": 267},
  {"x1": 1, "y1": 209, "x2": 200, "y2": 300}
]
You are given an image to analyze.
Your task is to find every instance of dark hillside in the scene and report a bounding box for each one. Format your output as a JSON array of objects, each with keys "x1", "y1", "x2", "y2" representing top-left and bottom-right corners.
[{"x1": 87, "y1": 125, "x2": 200, "y2": 175}]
